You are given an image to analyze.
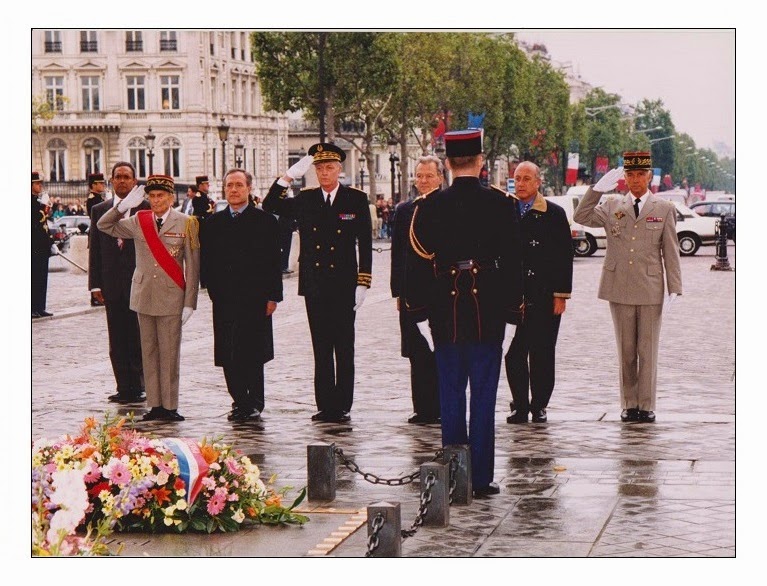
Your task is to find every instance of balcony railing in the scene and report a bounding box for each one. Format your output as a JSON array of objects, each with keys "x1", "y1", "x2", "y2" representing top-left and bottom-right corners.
[
  {"x1": 80, "y1": 41, "x2": 98, "y2": 52},
  {"x1": 45, "y1": 41, "x2": 62, "y2": 53},
  {"x1": 160, "y1": 39, "x2": 177, "y2": 51},
  {"x1": 125, "y1": 40, "x2": 143, "y2": 52}
]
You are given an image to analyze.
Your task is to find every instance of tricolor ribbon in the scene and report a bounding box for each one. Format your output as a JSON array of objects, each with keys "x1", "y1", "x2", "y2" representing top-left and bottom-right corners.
[{"x1": 162, "y1": 438, "x2": 209, "y2": 504}]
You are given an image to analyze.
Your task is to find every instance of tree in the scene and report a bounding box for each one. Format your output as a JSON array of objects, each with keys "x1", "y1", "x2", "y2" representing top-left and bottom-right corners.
[
  {"x1": 581, "y1": 88, "x2": 631, "y2": 179},
  {"x1": 635, "y1": 99, "x2": 676, "y2": 178}
]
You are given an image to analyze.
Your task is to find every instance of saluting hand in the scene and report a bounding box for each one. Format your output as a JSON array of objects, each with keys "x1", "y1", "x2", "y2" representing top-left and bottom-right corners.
[
  {"x1": 593, "y1": 167, "x2": 624, "y2": 193},
  {"x1": 118, "y1": 185, "x2": 145, "y2": 213},
  {"x1": 286, "y1": 155, "x2": 314, "y2": 180}
]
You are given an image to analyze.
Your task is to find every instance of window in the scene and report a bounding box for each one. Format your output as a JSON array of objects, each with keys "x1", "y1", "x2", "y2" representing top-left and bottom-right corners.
[
  {"x1": 160, "y1": 30, "x2": 177, "y2": 51},
  {"x1": 45, "y1": 76, "x2": 65, "y2": 111},
  {"x1": 126, "y1": 76, "x2": 145, "y2": 111},
  {"x1": 44, "y1": 30, "x2": 62, "y2": 53},
  {"x1": 125, "y1": 31, "x2": 143, "y2": 52},
  {"x1": 128, "y1": 137, "x2": 148, "y2": 178},
  {"x1": 209, "y1": 32, "x2": 215, "y2": 56},
  {"x1": 81, "y1": 76, "x2": 100, "y2": 111},
  {"x1": 47, "y1": 138, "x2": 67, "y2": 181},
  {"x1": 160, "y1": 75, "x2": 180, "y2": 110},
  {"x1": 80, "y1": 30, "x2": 97, "y2": 52},
  {"x1": 82, "y1": 138, "x2": 103, "y2": 175},
  {"x1": 162, "y1": 137, "x2": 181, "y2": 178}
]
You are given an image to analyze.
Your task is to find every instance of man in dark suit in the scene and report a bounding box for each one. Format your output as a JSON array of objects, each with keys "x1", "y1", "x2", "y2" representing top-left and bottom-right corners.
[
  {"x1": 89, "y1": 162, "x2": 149, "y2": 404},
  {"x1": 201, "y1": 169, "x2": 283, "y2": 422},
  {"x1": 406, "y1": 129, "x2": 523, "y2": 497},
  {"x1": 32, "y1": 171, "x2": 55, "y2": 319},
  {"x1": 505, "y1": 161, "x2": 573, "y2": 424},
  {"x1": 262, "y1": 143, "x2": 372, "y2": 423},
  {"x1": 391, "y1": 155, "x2": 443, "y2": 424}
]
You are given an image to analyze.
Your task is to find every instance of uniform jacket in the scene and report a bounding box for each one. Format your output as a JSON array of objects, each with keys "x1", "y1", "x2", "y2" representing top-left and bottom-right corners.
[
  {"x1": 191, "y1": 193, "x2": 214, "y2": 219},
  {"x1": 200, "y1": 204, "x2": 283, "y2": 364},
  {"x1": 510, "y1": 193, "x2": 573, "y2": 303},
  {"x1": 32, "y1": 197, "x2": 53, "y2": 255},
  {"x1": 574, "y1": 187, "x2": 682, "y2": 305},
  {"x1": 262, "y1": 180, "x2": 372, "y2": 297},
  {"x1": 88, "y1": 198, "x2": 150, "y2": 303},
  {"x1": 86, "y1": 192, "x2": 105, "y2": 217},
  {"x1": 406, "y1": 177, "x2": 524, "y2": 344},
  {"x1": 97, "y1": 206, "x2": 200, "y2": 315}
]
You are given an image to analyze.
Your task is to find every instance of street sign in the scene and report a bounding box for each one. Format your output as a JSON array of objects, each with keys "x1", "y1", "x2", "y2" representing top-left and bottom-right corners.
[{"x1": 506, "y1": 178, "x2": 515, "y2": 194}]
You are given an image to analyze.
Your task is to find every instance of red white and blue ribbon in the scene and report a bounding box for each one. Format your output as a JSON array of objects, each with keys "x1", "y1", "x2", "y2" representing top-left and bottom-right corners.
[{"x1": 162, "y1": 438, "x2": 209, "y2": 504}]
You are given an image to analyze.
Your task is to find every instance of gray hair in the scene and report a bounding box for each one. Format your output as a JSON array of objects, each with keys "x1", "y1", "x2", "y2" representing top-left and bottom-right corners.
[{"x1": 416, "y1": 155, "x2": 444, "y2": 174}]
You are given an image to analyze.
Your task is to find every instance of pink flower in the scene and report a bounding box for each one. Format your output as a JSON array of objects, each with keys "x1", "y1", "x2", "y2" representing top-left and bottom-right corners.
[
  {"x1": 201, "y1": 477, "x2": 216, "y2": 490},
  {"x1": 206, "y1": 492, "x2": 226, "y2": 516},
  {"x1": 102, "y1": 458, "x2": 131, "y2": 486},
  {"x1": 225, "y1": 458, "x2": 242, "y2": 476},
  {"x1": 82, "y1": 460, "x2": 101, "y2": 484}
]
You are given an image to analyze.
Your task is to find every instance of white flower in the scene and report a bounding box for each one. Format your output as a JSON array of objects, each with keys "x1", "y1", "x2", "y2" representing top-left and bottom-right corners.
[
  {"x1": 46, "y1": 468, "x2": 88, "y2": 546},
  {"x1": 231, "y1": 509, "x2": 245, "y2": 523},
  {"x1": 175, "y1": 499, "x2": 187, "y2": 511}
]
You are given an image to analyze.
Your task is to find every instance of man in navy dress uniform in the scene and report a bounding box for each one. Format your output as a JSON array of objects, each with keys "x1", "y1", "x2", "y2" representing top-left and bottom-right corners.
[{"x1": 407, "y1": 129, "x2": 524, "y2": 496}]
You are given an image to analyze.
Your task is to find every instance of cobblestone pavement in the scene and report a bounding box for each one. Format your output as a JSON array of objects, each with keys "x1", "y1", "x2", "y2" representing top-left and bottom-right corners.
[{"x1": 30, "y1": 237, "x2": 736, "y2": 560}]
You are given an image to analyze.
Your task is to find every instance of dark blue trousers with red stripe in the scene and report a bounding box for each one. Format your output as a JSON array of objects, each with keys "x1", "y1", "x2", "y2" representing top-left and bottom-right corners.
[{"x1": 434, "y1": 341, "x2": 502, "y2": 489}]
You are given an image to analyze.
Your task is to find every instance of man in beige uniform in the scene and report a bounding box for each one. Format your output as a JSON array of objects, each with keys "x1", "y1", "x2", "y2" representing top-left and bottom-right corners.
[
  {"x1": 574, "y1": 152, "x2": 682, "y2": 423},
  {"x1": 98, "y1": 174, "x2": 200, "y2": 422}
]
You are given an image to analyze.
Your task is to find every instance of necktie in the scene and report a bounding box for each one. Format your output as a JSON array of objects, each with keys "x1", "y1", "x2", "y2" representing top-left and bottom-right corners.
[
  {"x1": 232, "y1": 211, "x2": 240, "y2": 218},
  {"x1": 633, "y1": 198, "x2": 641, "y2": 218},
  {"x1": 325, "y1": 193, "x2": 331, "y2": 207},
  {"x1": 156, "y1": 217, "x2": 163, "y2": 231}
]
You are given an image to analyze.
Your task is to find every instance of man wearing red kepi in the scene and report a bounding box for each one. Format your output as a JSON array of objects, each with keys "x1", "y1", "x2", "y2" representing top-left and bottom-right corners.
[
  {"x1": 574, "y1": 152, "x2": 682, "y2": 424},
  {"x1": 98, "y1": 174, "x2": 200, "y2": 422}
]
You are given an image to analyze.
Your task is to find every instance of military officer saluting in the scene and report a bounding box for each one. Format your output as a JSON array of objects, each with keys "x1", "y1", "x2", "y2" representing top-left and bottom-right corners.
[
  {"x1": 262, "y1": 142, "x2": 372, "y2": 423},
  {"x1": 86, "y1": 172, "x2": 107, "y2": 218},
  {"x1": 191, "y1": 175, "x2": 215, "y2": 220}
]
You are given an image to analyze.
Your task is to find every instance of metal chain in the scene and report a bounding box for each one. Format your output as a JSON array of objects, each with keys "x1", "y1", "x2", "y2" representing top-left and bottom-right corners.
[
  {"x1": 334, "y1": 447, "x2": 443, "y2": 486},
  {"x1": 365, "y1": 512, "x2": 385, "y2": 557},
  {"x1": 401, "y1": 472, "x2": 435, "y2": 539},
  {"x1": 447, "y1": 453, "x2": 458, "y2": 505}
]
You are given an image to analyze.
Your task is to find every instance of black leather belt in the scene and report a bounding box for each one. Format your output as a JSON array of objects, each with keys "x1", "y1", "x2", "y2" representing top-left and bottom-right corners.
[{"x1": 436, "y1": 258, "x2": 500, "y2": 274}]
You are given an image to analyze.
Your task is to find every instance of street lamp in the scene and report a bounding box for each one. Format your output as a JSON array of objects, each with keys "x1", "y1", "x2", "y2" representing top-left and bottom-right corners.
[
  {"x1": 649, "y1": 135, "x2": 674, "y2": 145},
  {"x1": 217, "y1": 116, "x2": 230, "y2": 177},
  {"x1": 387, "y1": 139, "x2": 400, "y2": 203},
  {"x1": 585, "y1": 104, "x2": 624, "y2": 117},
  {"x1": 358, "y1": 154, "x2": 366, "y2": 190},
  {"x1": 234, "y1": 136, "x2": 244, "y2": 169},
  {"x1": 632, "y1": 126, "x2": 663, "y2": 135},
  {"x1": 144, "y1": 127, "x2": 155, "y2": 176},
  {"x1": 83, "y1": 137, "x2": 96, "y2": 176}
]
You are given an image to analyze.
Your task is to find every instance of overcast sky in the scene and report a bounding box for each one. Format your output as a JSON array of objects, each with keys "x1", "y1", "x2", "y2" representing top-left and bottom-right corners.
[{"x1": 514, "y1": 29, "x2": 735, "y2": 156}]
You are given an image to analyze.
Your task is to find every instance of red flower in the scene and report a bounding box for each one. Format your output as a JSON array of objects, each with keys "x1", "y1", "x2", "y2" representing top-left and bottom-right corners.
[
  {"x1": 151, "y1": 486, "x2": 171, "y2": 506},
  {"x1": 88, "y1": 481, "x2": 111, "y2": 497},
  {"x1": 174, "y1": 478, "x2": 185, "y2": 491}
]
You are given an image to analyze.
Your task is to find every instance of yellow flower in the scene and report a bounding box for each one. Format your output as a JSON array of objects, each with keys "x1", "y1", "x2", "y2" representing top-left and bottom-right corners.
[
  {"x1": 163, "y1": 516, "x2": 174, "y2": 526},
  {"x1": 232, "y1": 509, "x2": 245, "y2": 523},
  {"x1": 175, "y1": 499, "x2": 187, "y2": 511}
]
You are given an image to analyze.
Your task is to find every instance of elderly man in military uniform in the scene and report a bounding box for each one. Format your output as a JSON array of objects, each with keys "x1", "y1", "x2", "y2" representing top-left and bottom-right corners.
[
  {"x1": 262, "y1": 143, "x2": 372, "y2": 423},
  {"x1": 98, "y1": 174, "x2": 200, "y2": 422},
  {"x1": 32, "y1": 171, "x2": 56, "y2": 318},
  {"x1": 505, "y1": 161, "x2": 573, "y2": 425},
  {"x1": 407, "y1": 130, "x2": 523, "y2": 496},
  {"x1": 574, "y1": 152, "x2": 682, "y2": 423}
]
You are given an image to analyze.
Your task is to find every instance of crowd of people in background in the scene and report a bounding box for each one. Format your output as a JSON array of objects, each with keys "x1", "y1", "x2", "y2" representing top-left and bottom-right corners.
[{"x1": 48, "y1": 198, "x2": 88, "y2": 219}]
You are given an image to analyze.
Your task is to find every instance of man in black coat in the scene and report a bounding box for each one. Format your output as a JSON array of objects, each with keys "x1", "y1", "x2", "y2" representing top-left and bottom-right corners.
[
  {"x1": 391, "y1": 155, "x2": 443, "y2": 424},
  {"x1": 86, "y1": 172, "x2": 106, "y2": 218},
  {"x1": 89, "y1": 162, "x2": 149, "y2": 404},
  {"x1": 262, "y1": 143, "x2": 372, "y2": 423},
  {"x1": 32, "y1": 171, "x2": 55, "y2": 318},
  {"x1": 201, "y1": 169, "x2": 283, "y2": 422},
  {"x1": 191, "y1": 175, "x2": 214, "y2": 220},
  {"x1": 406, "y1": 129, "x2": 524, "y2": 497},
  {"x1": 505, "y1": 161, "x2": 573, "y2": 424}
]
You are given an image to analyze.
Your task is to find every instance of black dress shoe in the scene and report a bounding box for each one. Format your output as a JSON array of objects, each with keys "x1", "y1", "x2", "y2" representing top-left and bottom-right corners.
[
  {"x1": 322, "y1": 411, "x2": 350, "y2": 423},
  {"x1": 32, "y1": 312, "x2": 42, "y2": 319},
  {"x1": 108, "y1": 393, "x2": 125, "y2": 403},
  {"x1": 230, "y1": 408, "x2": 261, "y2": 422},
  {"x1": 311, "y1": 411, "x2": 327, "y2": 421},
  {"x1": 163, "y1": 409, "x2": 185, "y2": 421},
  {"x1": 122, "y1": 393, "x2": 146, "y2": 403},
  {"x1": 407, "y1": 413, "x2": 441, "y2": 424},
  {"x1": 506, "y1": 410, "x2": 528, "y2": 424},
  {"x1": 39, "y1": 311, "x2": 53, "y2": 317},
  {"x1": 473, "y1": 482, "x2": 500, "y2": 497},
  {"x1": 621, "y1": 408, "x2": 639, "y2": 422},
  {"x1": 531, "y1": 409, "x2": 547, "y2": 423},
  {"x1": 637, "y1": 410, "x2": 656, "y2": 423},
  {"x1": 142, "y1": 407, "x2": 167, "y2": 421}
]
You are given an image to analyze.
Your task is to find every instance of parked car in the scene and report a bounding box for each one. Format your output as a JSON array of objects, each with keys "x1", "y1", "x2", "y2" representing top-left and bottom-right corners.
[
  {"x1": 544, "y1": 195, "x2": 592, "y2": 256},
  {"x1": 47, "y1": 220, "x2": 71, "y2": 254},
  {"x1": 689, "y1": 200, "x2": 735, "y2": 241},
  {"x1": 54, "y1": 215, "x2": 91, "y2": 235}
]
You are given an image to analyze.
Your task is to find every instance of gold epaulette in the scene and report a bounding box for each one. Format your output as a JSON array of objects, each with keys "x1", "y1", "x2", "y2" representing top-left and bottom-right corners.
[
  {"x1": 299, "y1": 186, "x2": 313, "y2": 192},
  {"x1": 490, "y1": 184, "x2": 509, "y2": 195},
  {"x1": 408, "y1": 204, "x2": 434, "y2": 261},
  {"x1": 87, "y1": 193, "x2": 95, "y2": 199},
  {"x1": 357, "y1": 272, "x2": 372, "y2": 288},
  {"x1": 185, "y1": 215, "x2": 200, "y2": 250},
  {"x1": 418, "y1": 187, "x2": 440, "y2": 200}
]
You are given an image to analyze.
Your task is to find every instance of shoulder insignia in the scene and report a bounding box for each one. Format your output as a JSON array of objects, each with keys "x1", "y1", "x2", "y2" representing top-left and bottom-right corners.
[
  {"x1": 185, "y1": 215, "x2": 200, "y2": 250},
  {"x1": 300, "y1": 186, "x2": 314, "y2": 192},
  {"x1": 87, "y1": 194, "x2": 95, "y2": 199},
  {"x1": 490, "y1": 184, "x2": 509, "y2": 195},
  {"x1": 409, "y1": 205, "x2": 435, "y2": 261}
]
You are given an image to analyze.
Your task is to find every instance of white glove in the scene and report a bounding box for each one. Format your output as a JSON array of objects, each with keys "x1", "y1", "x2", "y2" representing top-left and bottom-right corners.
[
  {"x1": 117, "y1": 185, "x2": 145, "y2": 213},
  {"x1": 664, "y1": 293, "x2": 678, "y2": 312},
  {"x1": 50, "y1": 243, "x2": 59, "y2": 256},
  {"x1": 501, "y1": 323, "x2": 516, "y2": 356},
  {"x1": 593, "y1": 167, "x2": 624, "y2": 193},
  {"x1": 287, "y1": 155, "x2": 314, "y2": 180},
  {"x1": 181, "y1": 307, "x2": 194, "y2": 326},
  {"x1": 416, "y1": 321, "x2": 434, "y2": 352},
  {"x1": 38, "y1": 192, "x2": 51, "y2": 206},
  {"x1": 353, "y1": 286, "x2": 367, "y2": 311}
]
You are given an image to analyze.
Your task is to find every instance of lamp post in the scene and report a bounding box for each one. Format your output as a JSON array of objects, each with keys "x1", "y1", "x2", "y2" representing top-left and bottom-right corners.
[
  {"x1": 649, "y1": 135, "x2": 674, "y2": 145},
  {"x1": 632, "y1": 126, "x2": 663, "y2": 135},
  {"x1": 387, "y1": 138, "x2": 399, "y2": 203},
  {"x1": 217, "y1": 116, "x2": 230, "y2": 178},
  {"x1": 234, "y1": 136, "x2": 244, "y2": 169},
  {"x1": 396, "y1": 162, "x2": 401, "y2": 199},
  {"x1": 358, "y1": 154, "x2": 366, "y2": 190},
  {"x1": 144, "y1": 127, "x2": 155, "y2": 176},
  {"x1": 83, "y1": 137, "x2": 96, "y2": 176}
]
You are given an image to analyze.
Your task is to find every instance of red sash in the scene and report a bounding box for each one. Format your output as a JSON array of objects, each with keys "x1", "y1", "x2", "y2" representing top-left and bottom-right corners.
[{"x1": 137, "y1": 210, "x2": 186, "y2": 290}]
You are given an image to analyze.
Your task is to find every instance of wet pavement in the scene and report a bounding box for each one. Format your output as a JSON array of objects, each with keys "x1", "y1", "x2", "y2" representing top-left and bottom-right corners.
[{"x1": 30, "y1": 235, "x2": 736, "y2": 558}]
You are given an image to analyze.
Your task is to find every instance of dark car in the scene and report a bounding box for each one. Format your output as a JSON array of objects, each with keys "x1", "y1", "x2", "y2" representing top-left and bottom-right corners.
[{"x1": 689, "y1": 201, "x2": 735, "y2": 241}]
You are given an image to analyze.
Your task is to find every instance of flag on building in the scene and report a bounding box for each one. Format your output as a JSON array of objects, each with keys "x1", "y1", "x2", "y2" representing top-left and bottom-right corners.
[
  {"x1": 162, "y1": 437, "x2": 210, "y2": 504},
  {"x1": 566, "y1": 152, "x2": 579, "y2": 185}
]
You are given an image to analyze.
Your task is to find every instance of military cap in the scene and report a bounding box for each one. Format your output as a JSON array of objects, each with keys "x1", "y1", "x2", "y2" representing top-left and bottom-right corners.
[
  {"x1": 308, "y1": 142, "x2": 346, "y2": 163},
  {"x1": 195, "y1": 175, "x2": 209, "y2": 186},
  {"x1": 145, "y1": 174, "x2": 175, "y2": 194},
  {"x1": 32, "y1": 171, "x2": 42, "y2": 183},
  {"x1": 445, "y1": 129, "x2": 483, "y2": 158},
  {"x1": 623, "y1": 151, "x2": 652, "y2": 171},
  {"x1": 88, "y1": 172, "x2": 105, "y2": 186}
]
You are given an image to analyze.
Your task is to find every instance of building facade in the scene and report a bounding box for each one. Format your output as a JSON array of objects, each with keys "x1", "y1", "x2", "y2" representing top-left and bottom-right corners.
[{"x1": 32, "y1": 29, "x2": 289, "y2": 200}]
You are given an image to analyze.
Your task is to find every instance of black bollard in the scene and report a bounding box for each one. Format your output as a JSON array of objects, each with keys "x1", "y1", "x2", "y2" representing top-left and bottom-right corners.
[
  {"x1": 307, "y1": 443, "x2": 336, "y2": 501},
  {"x1": 711, "y1": 213, "x2": 734, "y2": 271},
  {"x1": 442, "y1": 444, "x2": 472, "y2": 505},
  {"x1": 366, "y1": 502, "x2": 402, "y2": 557},
  {"x1": 421, "y1": 462, "x2": 449, "y2": 527}
]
